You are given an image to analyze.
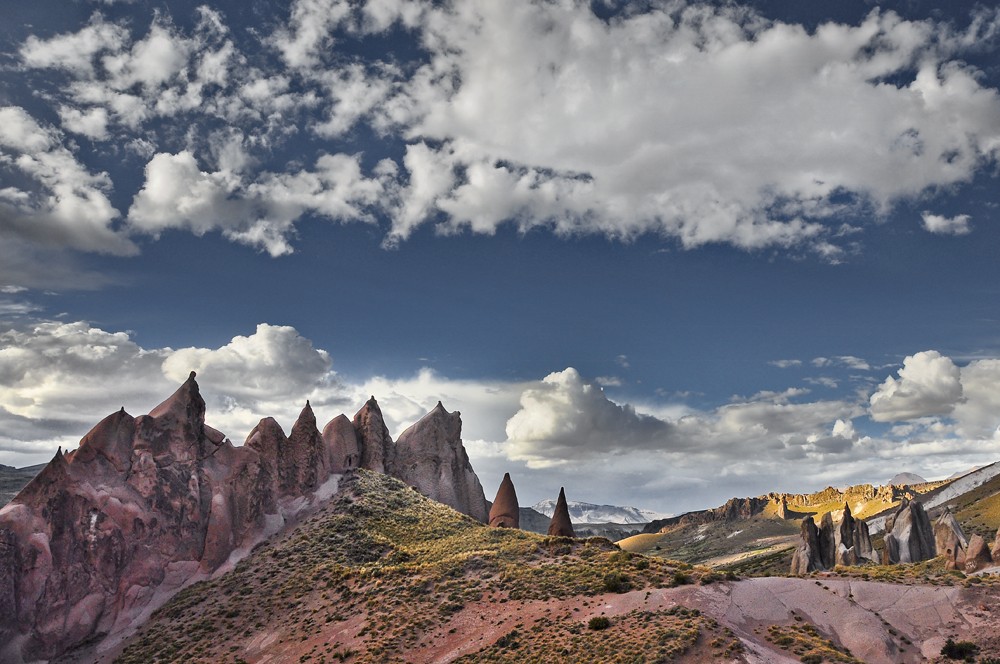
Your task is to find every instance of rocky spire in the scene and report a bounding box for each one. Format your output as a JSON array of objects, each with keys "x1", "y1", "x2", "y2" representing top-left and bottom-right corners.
[
  {"x1": 353, "y1": 397, "x2": 394, "y2": 474},
  {"x1": 547, "y1": 487, "x2": 575, "y2": 538},
  {"x1": 393, "y1": 402, "x2": 489, "y2": 522},
  {"x1": 489, "y1": 473, "x2": 519, "y2": 528},
  {"x1": 818, "y1": 511, "x2": 836, "y2": 569},
  {"x1": 883, "y1": 499, "x2": 935, "y2": 564},
  {"x1": 790, "y1": 516, "x2": 822, "y2": 574},
  {"x1": 285, "y1": 401, "x2": 327, "y2": 492}
]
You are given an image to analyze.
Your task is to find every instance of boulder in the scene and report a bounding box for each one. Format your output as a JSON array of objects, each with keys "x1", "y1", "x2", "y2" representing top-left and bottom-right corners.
[
  {"x1": 547, "y1": 487, "x2": 575, "y2": 538},
  {"x1": 489, "y1": 473, "x2": 519, "y2": 528},
  {"x1": 934, "y1": 508, "x2": 968, "y2": 569},
  {"x1": 964, "y1": 534, "x2": 993, "y2": 573},
  {"x1": 393, "y1": 402, "x2": 489, "y2": 522}
]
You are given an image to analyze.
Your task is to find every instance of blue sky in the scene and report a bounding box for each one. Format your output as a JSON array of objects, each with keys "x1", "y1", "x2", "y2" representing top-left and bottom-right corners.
[{"x1": 2, "y1": 0, "x2": 1000, "y2": 515}]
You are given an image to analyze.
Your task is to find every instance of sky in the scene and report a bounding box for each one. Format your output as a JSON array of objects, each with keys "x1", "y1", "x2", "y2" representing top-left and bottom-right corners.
[{"x1": 2, "y1": 0, "x2": 1000, "y2": 516}]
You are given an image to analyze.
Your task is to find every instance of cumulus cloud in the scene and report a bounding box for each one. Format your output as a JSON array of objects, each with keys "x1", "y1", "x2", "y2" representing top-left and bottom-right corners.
[
  {"x1": 2, "y1": 0, "x2": 998, "y2": 278},
  {"x1": 0, "y1": 106, "x2": 136, "y2": 256},
  {"x1": 921, "y1": 212, "x2": 972, "y2": 235},
  {"x1": 869, "y1": 350, "x2": 964, "y2": 421},
  {"x1": 127, "y1": 151, "x2": 391, "y2": 256}
]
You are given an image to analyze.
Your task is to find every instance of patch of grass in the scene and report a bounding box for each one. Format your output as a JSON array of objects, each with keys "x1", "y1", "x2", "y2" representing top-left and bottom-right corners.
[{"x1": 765, "y1": 624, "x2": 862, "y2": 663}]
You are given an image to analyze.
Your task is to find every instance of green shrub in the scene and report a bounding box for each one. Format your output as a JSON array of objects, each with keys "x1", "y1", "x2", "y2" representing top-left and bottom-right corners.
[
  {"x1": 940, "y1": 637, "x2": 978, "y2": 660},
  {"x1": 587, "y1": 616, "x2": 611, "y2": 631}
]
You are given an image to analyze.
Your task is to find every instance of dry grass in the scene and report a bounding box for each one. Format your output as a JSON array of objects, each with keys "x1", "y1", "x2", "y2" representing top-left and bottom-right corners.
[{"x1": 117, "y1": 470, "x2": 723, "y2": 664}]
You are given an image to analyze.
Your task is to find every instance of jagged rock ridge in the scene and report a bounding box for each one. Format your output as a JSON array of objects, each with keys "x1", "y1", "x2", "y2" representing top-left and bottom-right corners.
[
  {"x1": 789, "y1": 503, "x2": 877, "y2": 574},
  {"x1": 0, "y1": 375, "x2": 489, "y2": 663}
]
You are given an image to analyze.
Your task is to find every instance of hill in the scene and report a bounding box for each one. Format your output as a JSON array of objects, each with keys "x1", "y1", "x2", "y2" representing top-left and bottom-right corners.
[{"x1": 99, "y1": 469, "x2": 1000, "y2": 664}]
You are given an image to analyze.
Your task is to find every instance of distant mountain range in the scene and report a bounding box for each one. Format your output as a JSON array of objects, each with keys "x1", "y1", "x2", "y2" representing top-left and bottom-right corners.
[
  {"x1": 532, "y1": 498, "x2": 667, "y2": 524},
  {"x1": 0, "y1": 463, "x2": 45, "y2": 507},
  {"x1": 887, "y1": 472, "x2": 927, "y2": 486}
]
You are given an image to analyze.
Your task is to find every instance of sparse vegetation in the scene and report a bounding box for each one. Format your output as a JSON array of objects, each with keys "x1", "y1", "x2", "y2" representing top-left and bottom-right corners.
[
  {"x1": 940, "y1": 637, "x2": 979, "y2": 660},
  {"x1": 765, "y1": 624, "x2": 862, "y2": 663},
  {"x1": 118, "y1": 470, "x2": 721, "y2": 663}
]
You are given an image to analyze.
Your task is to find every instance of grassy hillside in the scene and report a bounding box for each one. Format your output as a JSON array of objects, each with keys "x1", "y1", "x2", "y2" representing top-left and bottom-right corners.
[{"x1": 114, "y1": 470, "x2": 729, "y2": 664}]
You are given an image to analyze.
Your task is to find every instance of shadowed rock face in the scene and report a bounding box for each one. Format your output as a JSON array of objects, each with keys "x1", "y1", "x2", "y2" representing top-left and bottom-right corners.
[
  {"x1": 489, "y1": 473, "x2": 519, "y2": 528},
  {"x1": 790, "y1": 504, "x2": 877, "y2": 574},
  {"x1": 393, "y1": 403, "x2": 489, "y2": 523},
  {"x1": 353, "y1": 397, "x2": 395, "y2": 474},
  {"x1": 547, "y1": 487, "x2": 575, "y2": 538},
  {"x1": 790, "y1": 516, "x2": 822, "y2": 575},
  {"x1": 0, "y1": 376, "x2": 339, "y2": 664}
]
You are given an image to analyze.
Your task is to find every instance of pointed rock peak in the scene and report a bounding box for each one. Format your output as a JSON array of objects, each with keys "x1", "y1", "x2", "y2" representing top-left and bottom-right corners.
[
  {"x1": 54, "y1": 446, "x2": 64, "y2": 462},
  {"x1": 296, "y1": 400, "x2": 316, "y2": 423},
  {"x1": 489, "y1": 472, "x2": 519, "y2": 528},
  {"x1": 547, "y1": 487, "x2": 575, "y2": 538},
  {"x1": 148, "y1": 371, "x2": 206, "y2": 425},
  {"x1": 843, "y1": 502, "x2": 852, "y2": 519},
  {"x1": 189, "y1": 370, "x2": 196, "y2": 380},
  {"x1": 120, "y1": 406, "x2": 125, "y2": 413}
]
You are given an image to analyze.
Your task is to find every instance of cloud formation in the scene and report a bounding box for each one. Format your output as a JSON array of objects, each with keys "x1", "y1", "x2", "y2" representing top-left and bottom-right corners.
[
  {"x1": 4, "y1": 316, "x2": 1000, "y2": 512},
  {"x1": 3, "y1": 1, "x2": 999, "y2": 280}
]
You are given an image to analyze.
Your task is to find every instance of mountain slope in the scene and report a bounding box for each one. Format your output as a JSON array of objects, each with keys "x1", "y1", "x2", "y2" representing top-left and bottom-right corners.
[
  {"x1": 112, "y1": 469, "x2": 728, "y2": 664},
  {"x1": 532, "y1": 499, "x2": 665, "y2": 524},
  {"x1": 108, "y1": 469, "x2": 1000, "y2": 664}
]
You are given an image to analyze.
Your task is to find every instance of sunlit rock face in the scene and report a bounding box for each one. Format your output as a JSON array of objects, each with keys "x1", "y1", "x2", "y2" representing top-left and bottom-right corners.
[
  {"x1": 489, "y1": 473, "x2": 520, "y2": 529},
  {"x1": 393, "y1": 402, "x2": 489, "y2": 523}
]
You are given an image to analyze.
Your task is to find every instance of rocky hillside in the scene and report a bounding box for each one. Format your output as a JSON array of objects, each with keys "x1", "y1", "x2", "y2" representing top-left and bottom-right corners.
[
  {"x1": 0, "y1": 375, "x2": 488, "y2": 663},
  {"x1": 98, "y1": 470, "x2": 1000, "y2": 664}
]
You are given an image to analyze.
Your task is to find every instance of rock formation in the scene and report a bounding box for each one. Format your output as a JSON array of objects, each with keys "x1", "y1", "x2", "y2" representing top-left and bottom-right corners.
[
  {"x1": 882, "y1": 500, "x2": 935, "y2": 564},
  {"x1": 790, "y1": 516, "x2": 822, "y2": 574},
  {"x1": 353, "y1": 397, "x2": 395, "y2": 474},
  {"x1": 547, "y1": 487, "x2": 575, "y2": 537},
  {"x1": 393, "y1": 402, "x2": 489, "y2": 522},
  {"x1": 790, "y1": 505, "x2": 876, "y2": 574},
  {"x1": 0, "y1": 375, "x2": 492, "y2": 663},
  {"x1": 992, "y1": 526, "x2": 1000, "y2": 561},
  {"x1": 964, "y1": 534, "x2": 993, "y2": 573},
  {"x1": 818, "y1": 512, "x2": 836, "y2": 569},
  {"x1": 323, "y1": 414, "x2": 361, "y2": 472},
  {"x1": 489, "y1": 473, "x2": 519, "y2": 528},
  {"x1": 934, "y1": 508, "x2": 968, "y2": 569}
]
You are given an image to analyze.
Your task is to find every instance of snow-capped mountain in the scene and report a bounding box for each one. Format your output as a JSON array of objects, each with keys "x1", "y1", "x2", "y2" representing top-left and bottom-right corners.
[{"x1": 532, "y1": 499, "x2": 668, "y2": 524}]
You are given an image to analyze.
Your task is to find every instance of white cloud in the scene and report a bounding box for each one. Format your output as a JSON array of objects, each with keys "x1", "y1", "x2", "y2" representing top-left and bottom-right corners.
[
  {"x1": 127, "y1": 151, "x2": 389, "y2": 256},
  {"x1": 770, "y1": 359, "x2": 802, "y2": 369},
  {"x1": 869, "y1": 350, "x2": 964, "y2": 421},
  {"x1": 812, "y1": 355, "x2": 871, "y2": 370},
  {"x1": 0, "y1": 106, "x2": 137, "y2": 256},
  {"x1": 921, "y1": 211, "x2": 972, "y2": 235}
]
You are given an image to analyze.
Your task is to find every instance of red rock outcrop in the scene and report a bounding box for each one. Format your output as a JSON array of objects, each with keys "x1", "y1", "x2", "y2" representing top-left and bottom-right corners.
[
  {"x1": 0, "y1": 378, "x2": 494, "y2": 662},
  {"x1": 323, "y1": 414, "x2": 361, "y2": 472},
  {"x1": 393, "y1": 403, "x2": 489, "y2": 522},
  {"x1": 353, "y1": 397, "x2": 395, "y2": 474},
  {"x1": 964, "y1": 534, "x2": 993, "y2": 573},
  {"x1": 489, "y1": 473, "x2": 519, "y2": 528},
  {"x1": 547, "y1": 487, "x2": 575, "y2": 538},
  {"x1": 934, "y1": 508, "x2": 968, "y2": 570}
]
